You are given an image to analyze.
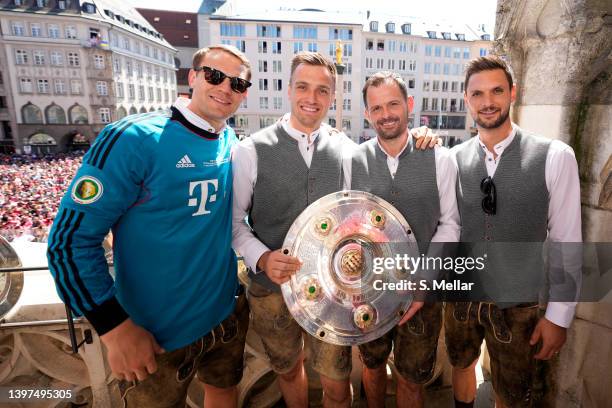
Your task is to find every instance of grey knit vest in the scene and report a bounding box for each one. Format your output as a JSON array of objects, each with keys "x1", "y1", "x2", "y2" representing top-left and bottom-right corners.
[
  {"x1": 351, "y1": 138, "x2": 441, "y2": 254},
  {"x1": 248, "y1": 122, "x2": 344, "y2": 291},
  {"x1": 453, "y1": 129, "x2": 551, "y2": 304}
]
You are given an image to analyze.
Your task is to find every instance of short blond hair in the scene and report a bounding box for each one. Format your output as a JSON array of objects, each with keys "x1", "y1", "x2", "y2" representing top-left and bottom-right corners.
[{"x1": 192, "y1": 44, "x2": 252, "y2": 81}]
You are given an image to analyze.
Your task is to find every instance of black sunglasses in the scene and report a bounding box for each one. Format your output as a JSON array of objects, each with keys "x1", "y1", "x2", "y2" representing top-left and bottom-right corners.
[
  {"x1": 194, "y1": 66, "x2": 251, "y2": 94},
  {"x1": 480, "y1": 176, "x2": 496, "y2": 215}
]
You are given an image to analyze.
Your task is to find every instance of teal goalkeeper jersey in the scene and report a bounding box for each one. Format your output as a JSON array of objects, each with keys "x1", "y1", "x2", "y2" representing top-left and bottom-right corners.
[{"x1": 47, "y1": 108, "x2": 238, "y2": 351}]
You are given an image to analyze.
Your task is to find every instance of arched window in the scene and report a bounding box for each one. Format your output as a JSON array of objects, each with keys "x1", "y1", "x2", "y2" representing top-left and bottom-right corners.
[
  {"x1": 129, "y1": 106, "x2": 137, "y2": 115},
  {"x1": 139, "y1": 107, "x2": 147, "y2": 114},
  {"x1": 21, "y1": 103, "x2": 43, "y2": 124},
  {"x1": 116, "y1": 106, "x2": 127, "y2": 120},
  {"x1": 29, "y1": 133, "x2": 56, "y2": 145},
  {"x1": 45, "y1": 104, "x2": 67, "y2": 124},
  {"x1": 149, "y1": 107, "x2": 156, "y2": 112},
  {"x1": 69, "y1": 104, "x2": 89, "y2": 124}
]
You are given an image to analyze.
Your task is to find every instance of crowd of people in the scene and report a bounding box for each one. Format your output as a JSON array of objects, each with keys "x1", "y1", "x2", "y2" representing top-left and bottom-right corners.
[{"x1": 0, "y1": 152, "x2": 84, "y2": 242}]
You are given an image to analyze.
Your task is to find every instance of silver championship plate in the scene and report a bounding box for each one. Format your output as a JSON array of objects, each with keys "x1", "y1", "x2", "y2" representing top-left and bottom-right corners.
[{"x1": 281, "y1": 190, "x2": 418, "y2": 345}]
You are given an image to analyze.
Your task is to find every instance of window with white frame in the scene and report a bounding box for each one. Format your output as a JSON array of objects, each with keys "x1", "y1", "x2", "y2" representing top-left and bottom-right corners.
[
  {"x1": 307, "y1": 42, "x2": 317, "y2": 52},
  {"x1": 273, "y1": 96, "x2": 282, "y2": 110},
  {"x1": 31, "y1": 23, "x2": 42, "y2": 37},
  {"x1": 137, "y1": 63, "x2": 143, "y2": 78},
  {"x1": 422, "y1": 97, "x2": 429, "y2": 111},
  {"x1": 93, "y1": 54, "x2": 104, "y2": 69},
  {"x1": 139, "y1": 85, "x2": 145, "y2": 100},
  {"x1": 346, "y1": 63, "x2": 352, "y2": 74},
  {"x1": 273, "y1": 60, "x2": 281, "y2": 73},
  {"x1": 240, "y1": 99, "x2": 247, "y2": 109},
  {"x1": 399, "y1": 60, "x2": 406, "y2": 71},
  {"x1": 113, "y1": 57, "x2": 121, "y2": 73},
  {"x1": 116, "y1": 82, "x2": 124, "y2": 99},
  {"x1": 50, "y1": 51, "x2": 64, "y2": 66},
  {"x1": 123, "y1": 37, "x2": 130, "y2": 50},
  {"x1": 258, "y1": 41, "x2": 268, "y2": 54},
  {"x1": 128, "y1": 84, "x2": 135, "y2": 100},
  {"x1": 148, "y1": 86, "x2": 154, "y2": 101},
  {"x1": 54, "y1": 79, "x2": 66, "y2": 94},
  {"x1": 164, "y1": 89, "x2": 169, "y2": 102},
  {"x1": 70, "y1": 79, "x2": 82, "y2": 94},
  {"x1": 20, "y1": 78, "x2": 33, "y2": 92},
  {"x1": 37, "y1": 79, "x2": 49, "y2": 93},
  {"x1": 343, "y1": 81, "x2": 351, "y2": 93},
  {"x1": 451, "y1": 82, "x2": 458, "y2": 92},
  {"x1": 441, "y1": 98, "x2": 448, "y2": 111},
  {"x1": 126, "y1": 60, "x2": 133, "y2": 76},
  {"x1": 423, "y1": 80, "x2": 430, "y2": 92},
  {"x1": 409, "y1": 60, "x2": 417, "y2": 71},
  {"x1": 15, "y1": 49, "x2": 28, "y2": 64},
  {"x1": 342, "y1": 119, "x2": 351, "y2": 130},
  {"x1": 96, "y1": 81, "x2": 108, "y2": 96},
  {"x1": 99, "y1": 108, "x2": 111, "y2": 123},
  {"x1": 12, "y1": 22, "x2": 24, "y2": 36},
  {"x1": 343, "y1": 99, "x2": 351, "y2": 111},
  {"x1": 144, "y1": 45, "x2": 150, "y2": 57},
  {"x1": 162, "y1": 70, "x2": 167, "y2": 83},
  {"x1": 272, "y1": 42, "x2": 281, "y2": 54},
  {"x1": 48, "y1": 24, "x2": 60, "y2": 38},
  {"x1": 67, "y1": 52, "x2": 79, "y2": 66},
  {"x1": 65, "y1": 26, "x2": 77, "y2": 39},
  {"x1": 259, "y1": 79, "x2": 268, "y2": 91},
  {"x1": 259, "y1": 97, "x2": 268, "y2": 109},
  {"x1": 154, "y1": 67, "x2": 160, "y2": 81},
  {"x1": 433, "y1": 80, "x2": 440, "y2": 92},
  {"x1": 442, "y1": 81, "x2": 449, "y2": 92},
  {"x1": 33, "y1": 50, "x2": 45, "y2": 65},
  {"x1": 431, "y1": 98, "x2": 438, "y2": 110},
  {"x1": 273, "y1": 79, "x2": 282, "y2": 91}
]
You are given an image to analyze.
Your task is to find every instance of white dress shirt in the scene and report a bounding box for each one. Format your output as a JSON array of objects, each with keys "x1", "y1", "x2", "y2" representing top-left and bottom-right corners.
[
  {"x1": 342, "y1": 135, "x2": 461, "y2": 243},
  {"x1": 476, "y1": 123, "x2": 582, "y2": 328},
  {"x1": 232, "y1": 113, "x2": 355, "y2": 272}
]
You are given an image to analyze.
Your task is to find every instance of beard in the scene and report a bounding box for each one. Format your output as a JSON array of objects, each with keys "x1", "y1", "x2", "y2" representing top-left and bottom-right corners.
[
  {"x1": 475, "y1": 105, "x2": 511, "y2": 129},
  {"x1": 374, "y1": 116, "x2": 407, "y2": 140}
]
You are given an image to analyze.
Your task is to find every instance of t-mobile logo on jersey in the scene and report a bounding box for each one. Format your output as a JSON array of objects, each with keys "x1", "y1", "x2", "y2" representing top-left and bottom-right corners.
[{"x1": 188, "y1": 179, "x2": 218, "y2": 216}]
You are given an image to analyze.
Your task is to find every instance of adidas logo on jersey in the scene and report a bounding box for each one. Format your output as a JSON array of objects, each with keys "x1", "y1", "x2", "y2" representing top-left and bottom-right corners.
[{"x1": 176, "y1": 155, "x2": 196, "y2": 168}]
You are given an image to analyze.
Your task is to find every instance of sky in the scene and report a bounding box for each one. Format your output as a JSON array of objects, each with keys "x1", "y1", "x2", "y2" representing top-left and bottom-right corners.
[{"x1": 129, "y1": 0, "x2": 498, "y2": 32}]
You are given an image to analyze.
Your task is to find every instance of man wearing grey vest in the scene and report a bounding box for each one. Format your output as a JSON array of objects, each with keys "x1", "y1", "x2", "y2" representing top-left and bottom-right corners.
[
  {"x1": 347, "y1": 71, "x2": 461, "y2": 408},
  {"x1": 447, "y1": 56, "x2": 582, "y2": 408},
  {"x1": 232, "y1": 52, "x2": 354, "y2": 407}
]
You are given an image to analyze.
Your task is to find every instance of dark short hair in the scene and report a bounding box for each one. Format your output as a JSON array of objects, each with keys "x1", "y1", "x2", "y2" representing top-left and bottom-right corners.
[
  {"x1": 290, "y1": 52, "x2": 337, "y2": 85},
  {"x1": 192, "y1": 44, "x2": 252, "y2": 81},
  {"x1": 464, "y1": 55, "x2": 513, "y2": 91},
  {"x1": 362, "y1": 71, "x2": 408, "y2": 108}
]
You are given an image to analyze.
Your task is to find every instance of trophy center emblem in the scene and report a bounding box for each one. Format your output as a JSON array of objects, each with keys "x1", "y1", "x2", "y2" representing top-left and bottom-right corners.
[{"x1": 340, "y1": 248, "x2": 364, "y2": 278}]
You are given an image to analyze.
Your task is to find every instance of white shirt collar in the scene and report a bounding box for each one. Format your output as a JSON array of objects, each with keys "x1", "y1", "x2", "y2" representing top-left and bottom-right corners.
[
  {"x1": 477, "y1": 123, "x2": 518, "y2": 155},
  {"x1": 281, "y1": 113, "x2": 321, "y2": 143},
  {"x1": 173, "y1": 96, "x2": 227, "y2": 134},
  {"x1": 376, "y1": 133, "x2": 412, "y2": 159}
]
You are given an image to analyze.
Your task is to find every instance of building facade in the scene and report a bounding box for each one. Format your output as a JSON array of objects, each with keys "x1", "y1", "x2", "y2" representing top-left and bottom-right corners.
[
  {"x1": 191, "y1": 3, "x2": 492, "y2": 143},
  {"x1": 137, "y1": 7, "x2": 198, "y2": 97},
  {"x1": 0, "y1": 0, "x2": 178, "y2": 154}
]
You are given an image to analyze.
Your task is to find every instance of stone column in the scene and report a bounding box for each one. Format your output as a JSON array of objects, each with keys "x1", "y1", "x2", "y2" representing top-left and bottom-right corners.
[{"x1": 495, "y1": 0, "x2": 612, "y2": 406}]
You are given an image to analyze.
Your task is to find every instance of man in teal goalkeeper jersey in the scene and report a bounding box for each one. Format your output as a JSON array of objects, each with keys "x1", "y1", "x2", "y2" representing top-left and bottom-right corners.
[{"x1": 47, "y1": 45, "x2": 252, "y2": 407}]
